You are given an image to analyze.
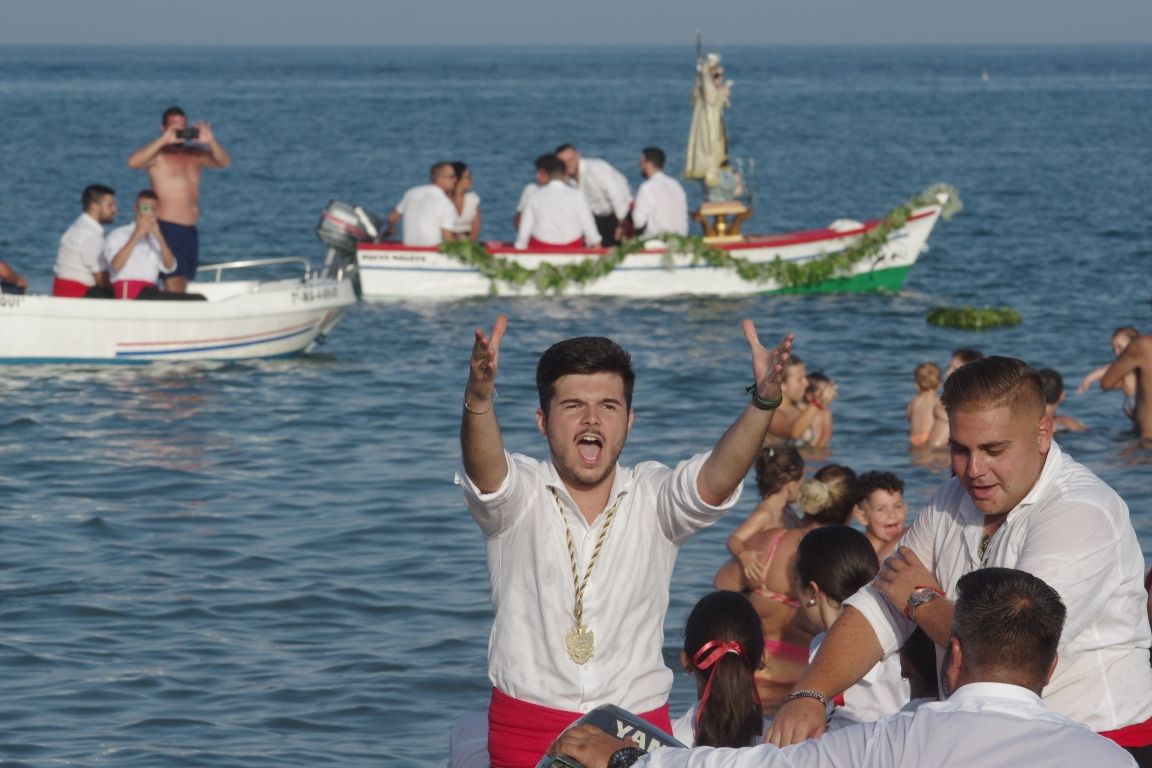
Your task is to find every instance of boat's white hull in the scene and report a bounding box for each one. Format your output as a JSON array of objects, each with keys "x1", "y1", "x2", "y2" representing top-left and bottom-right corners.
[
  {"x1": 355, "y1": 206, "x2": 942, "y2": 299},
  {"x1": 0, "y1": 277, "x2": 356, "y2": 363}
]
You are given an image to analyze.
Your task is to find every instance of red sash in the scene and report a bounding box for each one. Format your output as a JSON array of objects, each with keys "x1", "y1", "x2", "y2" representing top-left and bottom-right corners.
[
  {"x1": 487, "y1": 687, "x2": 671, "y2": 768},
  {"x1": 51, "y1": 277, "x2": 92, "y2": 298},
  {"x1": 527, "y1": 236, "x2": 584, "y2": 249},
  {"x1": 112, "y1": 280, "x2": 155, "y2": 300},
  {"x1": 1099, "y1": 712, "x2": 1152, "y2": 747}
]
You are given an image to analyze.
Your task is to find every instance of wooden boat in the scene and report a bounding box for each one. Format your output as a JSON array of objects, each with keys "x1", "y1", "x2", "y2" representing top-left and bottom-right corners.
[
  {"x1": 351, "y1": 194, "x2": 951, "y2": 300},
  {"x1": 0, "y1": 258, "x2": 355, "y2": 363}
]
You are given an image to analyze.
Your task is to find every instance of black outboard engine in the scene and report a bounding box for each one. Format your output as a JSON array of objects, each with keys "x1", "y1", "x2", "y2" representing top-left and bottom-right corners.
[
  {"x1": 315, "y1": 200, "x2": 383, "y2": 280},
  {"x1": 537, "y1": 704, "x2": 685, "y2": 768}
]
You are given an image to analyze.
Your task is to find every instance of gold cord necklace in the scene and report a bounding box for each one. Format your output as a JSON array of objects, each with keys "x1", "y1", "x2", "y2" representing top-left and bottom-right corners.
[{"x1": 550, "y1": 486, "x2": 626, "y2": 665}]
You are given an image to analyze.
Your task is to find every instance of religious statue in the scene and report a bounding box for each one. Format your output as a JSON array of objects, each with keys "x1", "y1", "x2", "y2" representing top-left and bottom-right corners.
[{"x1": 685, "y1": 51, "x2": 739, "y2": 201}]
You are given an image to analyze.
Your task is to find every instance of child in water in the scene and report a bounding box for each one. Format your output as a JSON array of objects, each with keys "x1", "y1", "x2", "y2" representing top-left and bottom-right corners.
[
  {"x1": 726, "y1": 447, "x2": 805, "y2": 584},
  {"x1": 906, "y1": 362, "x2": 941, "y2": 447},
  {"x1": 853, "y1": 471, "x2": 909, "y2": 559}
]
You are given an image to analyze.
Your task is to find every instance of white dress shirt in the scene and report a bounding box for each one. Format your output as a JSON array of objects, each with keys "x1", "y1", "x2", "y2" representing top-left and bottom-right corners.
[
  {"x1": 640, "y1": 683, "x2": 1137, "y2": 767},
  {"x1": 515, "y1": 183, "x2": 539, "y2": 213},
  {"x1": 633, "y1": 172, "x2": 689, "y2": 237},
  {"x1": 103, "y1": 224, "x2": 175, "y2": 283},
  {"x1": 395, "y1": 183, "x2": 456, "y2": 246},
  {"x1": 576, "y1": 157, "x2": 632, "y2": 219},
  {"x1": 844, "y1": 440, "x2": 1152, "y2": 732},
  {"x1": 451, "y1": 191, "x2": 481, "y2": 235},
  {"x1": 515, "y1": 180, "x2": 601, "y2": 249},
  {"x1": 457, "y1": 451, "x2": 740, "y2": 714},
  {"x1": 54, "y1": 213, "x2": 106, "y2": 284}
]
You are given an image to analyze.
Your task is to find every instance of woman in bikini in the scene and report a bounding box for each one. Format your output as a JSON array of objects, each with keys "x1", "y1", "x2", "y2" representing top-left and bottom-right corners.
[{"x1": 714, "y1": 464, "x2": 857, "y2": 715}]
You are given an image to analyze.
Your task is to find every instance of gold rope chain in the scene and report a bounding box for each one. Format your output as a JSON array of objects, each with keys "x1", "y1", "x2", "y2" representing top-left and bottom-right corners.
[{"x1": 550, "y1": 487, "x2": 627, "y2": 627}]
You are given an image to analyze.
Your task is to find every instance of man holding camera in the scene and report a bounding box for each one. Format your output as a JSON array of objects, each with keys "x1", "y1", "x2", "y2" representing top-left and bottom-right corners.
[{"x1": 128, "y1": 106, "x2": 230, "y2": 293}]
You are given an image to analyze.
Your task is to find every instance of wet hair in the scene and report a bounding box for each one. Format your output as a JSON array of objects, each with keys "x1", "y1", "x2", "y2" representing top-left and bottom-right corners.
[
  {"x1": 941, "y1": 356, "x2": 1045, "y2": 418},
  {"x1": 915, "y1": 362, "x2": 941, "y2": 391},
  {"x1": 535, "y1": 153, "x2": 566, "y2": 179},
  {"x1": 754, "y1": 446, "x2": 804, "y2": 498},
  {"x1": 553, "y1": 143, "x2": 575, "y2": 155},
  {"x1": 952, "y1": 567, "x2": 1065, "y2": 689},
  {"x1": 536, "y1": 336, "x2": 635, "y2": 411},
  {"x1": 683, "y1": 591, "x2": 764, "y2": 748},
  {"x1": 855, "y1": 470, "x2": 904, "y2": 507},
  {"x1": 82, "y1": 184, "x2": 114, "y2": 210},
  {"x1": 137, "y1": 189, "x2": 159, "y2": 203},
  {"x1": 795, "y1": 465, "x2": 857, "y2": 525},
  {"x1": 1036, "y1": 368, "x2": 1065, "y2": 406},
  {"x1": 450, "y1": 160, "x2": 469, "y2": 180},
  {"x1": 429, "y1": 161, "x2": 454, "y2": 182},
  {"x1": 951, "y1": 348, "x2": 985, "y2": 367},
  {"x1": 642, "y1": 146, "x2": 666, "y2": 169},
  {"x1": 161, "y1": 105, "x2": 186, "y2": 125},
  {"x1": 794, "y1": 526, "x2": 878, "y2": 604}
]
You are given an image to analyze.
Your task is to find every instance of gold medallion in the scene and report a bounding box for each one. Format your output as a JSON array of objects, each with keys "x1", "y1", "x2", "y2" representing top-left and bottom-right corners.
[{"x1": 565, "y1": 624, "x2": 594, "y2": 664}]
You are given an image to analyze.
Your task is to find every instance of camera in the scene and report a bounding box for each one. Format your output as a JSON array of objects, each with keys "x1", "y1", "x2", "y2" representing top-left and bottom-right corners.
[{"x1": 176, "y1": 127, "x2": 200, "y2": 140}]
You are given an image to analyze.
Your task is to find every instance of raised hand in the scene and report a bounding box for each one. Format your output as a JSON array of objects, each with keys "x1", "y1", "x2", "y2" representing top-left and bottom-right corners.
[
  {"x1": 467, "y1": 314, "x2": 507, "y2": 403},
  {"x1": 743, "y1": 320, "x2": 793, "y2": 404}
]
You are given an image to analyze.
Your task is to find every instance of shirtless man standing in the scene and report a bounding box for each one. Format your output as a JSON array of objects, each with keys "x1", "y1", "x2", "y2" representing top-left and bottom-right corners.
[
  {"x1": 1102, "y1": 333, "x2": 1152, "y2": 441},
  {"x1": 128, "y1": 106, "x2": 231, "y2": 293}
]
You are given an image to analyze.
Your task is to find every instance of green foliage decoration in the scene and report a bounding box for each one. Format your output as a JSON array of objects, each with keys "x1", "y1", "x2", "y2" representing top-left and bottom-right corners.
[
  {"x1": 926, "y1": 305, "x2": 1023, "y2": 330},
  {"x1": 438, "y1": 183, "x2": 961, "y2": 296}
]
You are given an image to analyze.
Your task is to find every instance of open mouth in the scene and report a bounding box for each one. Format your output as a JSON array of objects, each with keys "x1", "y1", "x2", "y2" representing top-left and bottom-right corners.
[{"x1": 576, "y1": 434, "x2": 603, "y2": 464}]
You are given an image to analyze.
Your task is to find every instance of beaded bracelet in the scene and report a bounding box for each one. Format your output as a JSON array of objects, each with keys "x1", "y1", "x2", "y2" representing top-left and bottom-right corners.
[
  {"x1": 746, "y1": 382, "x2": 783, "y2": 411},
  {"x1": 783, "y1": 689, "x2": 830, "y2": 707}
]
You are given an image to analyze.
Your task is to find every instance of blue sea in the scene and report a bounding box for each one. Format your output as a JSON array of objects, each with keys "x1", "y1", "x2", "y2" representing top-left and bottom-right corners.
[{"x1": 1, "y1": 45, "x2": 1150, "y2": 766}]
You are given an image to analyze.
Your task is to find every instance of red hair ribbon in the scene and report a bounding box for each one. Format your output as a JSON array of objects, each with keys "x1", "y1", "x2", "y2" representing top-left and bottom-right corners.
[{"x1": 692, "y1": 640, "x2": 761, "y2": 733}]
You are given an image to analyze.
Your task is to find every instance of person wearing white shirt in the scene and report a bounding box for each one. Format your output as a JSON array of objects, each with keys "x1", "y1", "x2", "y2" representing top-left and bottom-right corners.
[
  {"x1": 102, "y1": 190, "x2": 176, "y2": 300},
  {"x1": 555, "y1": 143, "x2": 632, "y2": 245},
  {"x1": 633, "y1": 147, "x2": 688, "y2": 238},
  {"x1": 514, "y1": 154, "x2": 600, "y2": 250},
  {"x1": 383, "y1": 161, "x2": 459, "y2": 247},
  {"x1": 549, "y1": 568, "x2": 1138, "y2": 768},
  {"x1": 769, "y1": 356, "x2": 1152, "y2": 760},
  {"x1": 53, "y1": 184, "x2": 117, "y2": 297},
  {"x1": 458, "y1": 315, "x2": 794, "y2": 768},
  {"x1": 449, "y1": 161, "x2": 482, "y2": 240}
]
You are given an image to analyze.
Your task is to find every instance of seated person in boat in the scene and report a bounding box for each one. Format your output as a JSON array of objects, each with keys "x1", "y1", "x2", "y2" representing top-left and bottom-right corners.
[
  {"x1": 514, "y1": 153, "x2": 601, "y2": 250},
  {"x1": 554, "y1": 143, "x2": 631, "y2": 246},
  {"x1": 102, "y1": 190, "x2": 176, "y2": 300},
  {"x1": 632, "y1": 146, "x2": 688, "y2": 238},
  {"x1": 53, "y1": 184, "x2": 117, "y2": 298},
  {"x1": 459, "y1": 315, "x2": 793, "y2": 767},
  {"x1": 382, "y1": 161, "x2": 458, "y2": 247},
  {"x1": 0, "y1": 260, "x2": 28, "y2": 294},
  {"x1": 449, "y1": 161, "x2": 482, "y2": 241}
]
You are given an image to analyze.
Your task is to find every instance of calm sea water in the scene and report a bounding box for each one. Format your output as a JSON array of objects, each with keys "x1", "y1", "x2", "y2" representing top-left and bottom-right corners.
[{"x1": 1, "y1": 45, "x2": 1151, "y2": 766}]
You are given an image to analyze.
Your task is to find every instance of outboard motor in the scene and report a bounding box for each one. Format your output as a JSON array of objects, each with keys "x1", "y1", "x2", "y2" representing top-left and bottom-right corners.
[
  {"x1": 315, "y1": 200, "x2": 383, "y2": 280},
  {"x1": 537, "y1": 704, "x2": 685, "y2": 768}
]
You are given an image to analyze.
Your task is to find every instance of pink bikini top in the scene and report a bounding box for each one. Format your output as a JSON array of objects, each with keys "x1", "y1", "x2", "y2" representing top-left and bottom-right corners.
[{"x1": 753, "y1": 529, "x2": 801, "y2": 609}]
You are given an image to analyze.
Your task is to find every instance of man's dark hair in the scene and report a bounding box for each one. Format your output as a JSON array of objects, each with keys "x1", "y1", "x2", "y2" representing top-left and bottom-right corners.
[
  {"x1": 137, "y1": 189, "x2": 159, "y2": 202},
  {"x1": 952, "y1": 567, "x2": 1066, "y2": 689},
  {"x1": 642, "y1": 146, "x2": 666, "y2": 169},
  {"x1": 941, "y1": 356, "x2": 1045, "y2": 418},
  {"x1": 429, "y1": 161, "x2": 454, "y2": 182},
  {"x1": 795, "y1": 525, "x2": 878, "y2": 604},
  {"x1": 1037, "y1": 368, "x2": 1065, "y2": 406},
  {"x1": 856, "y1": 470, "x2": 905, "y2": 506},
  {"x1": 553, "y1": 143, "x2": 575, "y2": 155},
  {"x1": 162, "y1": 106, "x2": 186, "y2": 125},
  {"x1": 536, "y1": 336, "x2": 635, "y2": 411},
  {"x1": 534, "y1": 153, "x2": 566, "y2": 179},
  {"x1": 82, "y1": 184, "x2": 115, "y2": 210}
]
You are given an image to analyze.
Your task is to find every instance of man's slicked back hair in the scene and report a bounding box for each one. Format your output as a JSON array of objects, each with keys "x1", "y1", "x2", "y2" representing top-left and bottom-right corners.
[
  {"x1": 941, "y1": 356, "x2": 1045, "y2": 418},
  {"x1": 536, "y1": 336, "x2": 635, "y2": 411}
]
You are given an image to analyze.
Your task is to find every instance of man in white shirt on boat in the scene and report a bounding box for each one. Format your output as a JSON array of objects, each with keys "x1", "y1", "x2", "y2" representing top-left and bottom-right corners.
[
  {"x1": 548, "y1": 568, "x2": 1139, "y2": 768},
  {"x1": 52, "y1": 184, "x2": 117, "y2": 298},
  {"x1": 514, "y1": 154, "x2": 601, "y2": 250},
  {"x1": 383, "y1": 161, "x2": 459, "y2": 247},
  {"x1": 103, "y1": 190, "x2": 177, "y2": 300},
  {"x1": 769, "y1": 356, "x2": 1152, "y2": 763},
  {"x1": 458, "y1": 314, "x2": 793, "y2": 768},
  {"x1": 555, "y1": 143, "x2": 632, "y2": 246},
  {"x1": 632, "y1": 147, "x2": 688, "y2": 238}
]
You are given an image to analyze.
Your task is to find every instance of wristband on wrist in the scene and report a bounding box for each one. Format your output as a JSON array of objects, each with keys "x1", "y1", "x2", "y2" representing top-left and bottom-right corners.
[
  {"x1": 464, "y1": 388, "x2": 497, "y2": 415},
  {"x1": 905, "y1": 585, "x2": 946, "y2": 621},
  {"x1": 746, "y1": 382, "x2": 783, "y2": 411},
  {"x1": 784, "y1": 689, "x2": 835, "y2": 721}
]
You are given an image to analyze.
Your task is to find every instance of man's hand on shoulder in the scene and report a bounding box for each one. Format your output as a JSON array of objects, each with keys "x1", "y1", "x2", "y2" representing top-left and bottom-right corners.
[{"x1": 767, "y1": 695, "x2": 827, "y2": 746}]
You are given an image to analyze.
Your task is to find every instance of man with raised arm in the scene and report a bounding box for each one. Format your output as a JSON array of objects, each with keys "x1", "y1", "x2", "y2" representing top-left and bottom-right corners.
[
  {"x1": 767, "y1": 356, "x2": 1152, "y2": 764},
  {"x1": 458, "y1": 314, "x2": 793, "y2": 768},
  {"x1": 1101, "y1": 332, "x2": 1152, "y2": 441},
  {"x1": 548, "y1": 568, "x2": 1139, "y2": 768},
  {"x1": 128, "y1": 105, "x2": 231, "y2": 294}
]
